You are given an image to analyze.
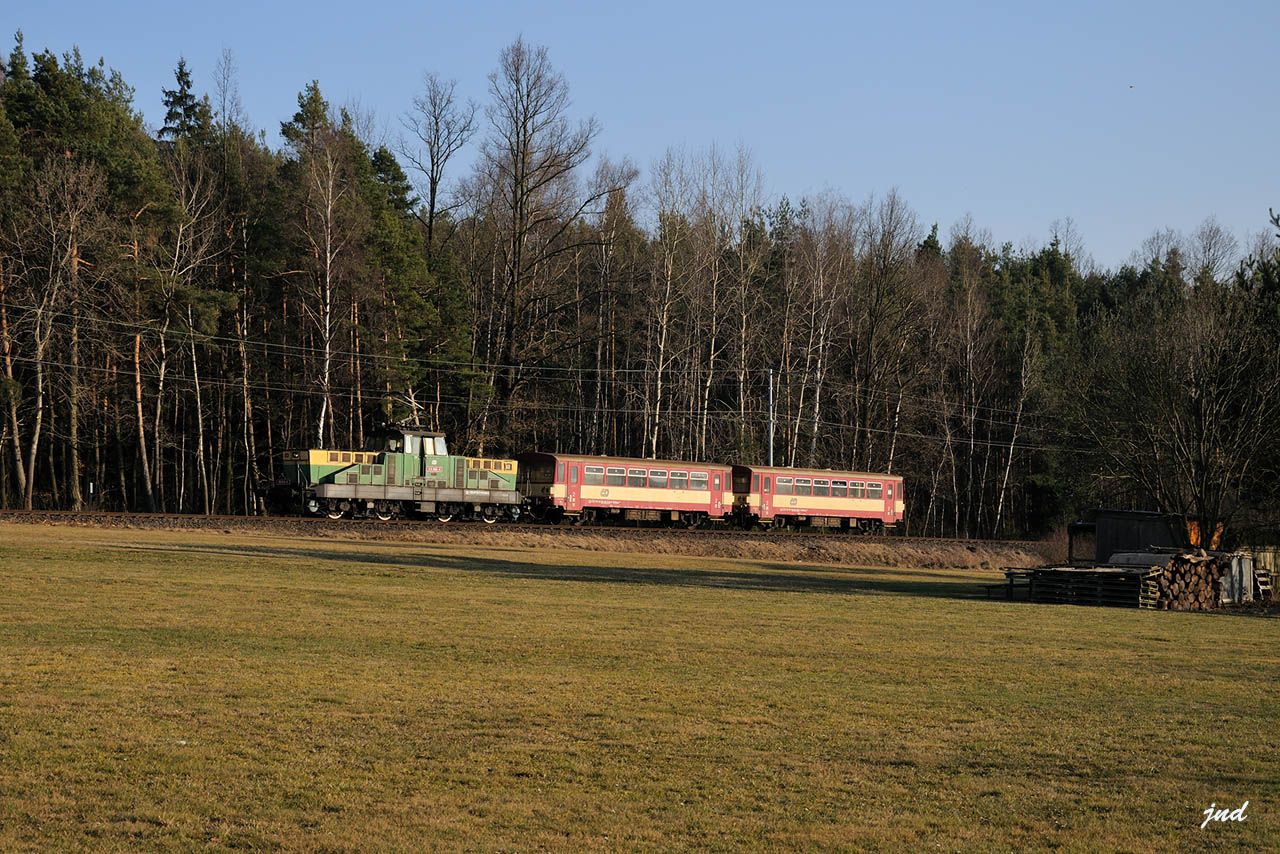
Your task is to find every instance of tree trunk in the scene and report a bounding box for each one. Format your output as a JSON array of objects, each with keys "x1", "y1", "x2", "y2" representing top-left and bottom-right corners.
[
  {"x1": 68, "y1": 245, "x2": 83, "y2": 510},
  {"x1": 0, "y1": 267, "x2": 26, "y2": 501},
  {"x1": 189, "y1": 306, "x2": 210, "y2": 514},
  {"x1": 133, "y1": 333, "x2": 157, "y2": 511}
]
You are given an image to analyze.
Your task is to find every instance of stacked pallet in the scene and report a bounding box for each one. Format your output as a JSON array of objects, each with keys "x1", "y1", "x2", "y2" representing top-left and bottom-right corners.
[
  {"x1": 1027, "y1": 566, "x2": 1159, "y2": 608},
  {"x1": 1148, "y1": 550, "x2": 1224, "y2": 611}
]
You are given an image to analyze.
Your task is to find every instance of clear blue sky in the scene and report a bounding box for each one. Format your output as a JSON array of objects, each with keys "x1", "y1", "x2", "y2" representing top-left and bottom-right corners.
[{"x1": 9, "y1": 0, "x2": 1278, "y2": 267}]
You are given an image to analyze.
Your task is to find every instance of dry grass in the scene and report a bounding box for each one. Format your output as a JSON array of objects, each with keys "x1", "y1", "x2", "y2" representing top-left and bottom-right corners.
[
  {"x1": 0, "y1": 524, "x2": 1275, "y2": 850},
  {"x1": 0, "y1": 513, "x2": 1054, "y2": 570}
]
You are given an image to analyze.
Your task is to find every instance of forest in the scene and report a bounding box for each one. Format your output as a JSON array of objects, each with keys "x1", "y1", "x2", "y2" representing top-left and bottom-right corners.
[{"x1": 1, "y1": 33, "x2": 1278, "y2": 539}]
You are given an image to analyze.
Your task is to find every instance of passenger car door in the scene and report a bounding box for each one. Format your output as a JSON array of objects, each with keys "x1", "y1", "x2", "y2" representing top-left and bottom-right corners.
[{"x1": 566, "y1": 463, "x2": 579, "y2": 510}]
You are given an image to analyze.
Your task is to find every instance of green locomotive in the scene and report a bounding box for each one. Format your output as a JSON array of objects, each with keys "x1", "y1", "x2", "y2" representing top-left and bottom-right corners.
[{"x1": 273, "y1": 424, "x2": 521, "y2": 522}]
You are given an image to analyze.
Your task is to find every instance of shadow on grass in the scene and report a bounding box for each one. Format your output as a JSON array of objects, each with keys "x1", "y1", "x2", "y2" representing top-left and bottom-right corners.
[
  {"x1": 1196, "y1": 605, "x2": 1280, "y2": 620},
  {"x1": 114, "y1": 542, "x2": 987, "y2": 602}
]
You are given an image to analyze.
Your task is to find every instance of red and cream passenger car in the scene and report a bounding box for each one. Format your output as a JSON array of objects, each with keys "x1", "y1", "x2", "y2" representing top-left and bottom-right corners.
[
  {"x1": 517, "y1": 452, "x2": 734, "y2": 525},
  {"x1": 731, "y1": 465, "x2": 905, "y2": 531}
]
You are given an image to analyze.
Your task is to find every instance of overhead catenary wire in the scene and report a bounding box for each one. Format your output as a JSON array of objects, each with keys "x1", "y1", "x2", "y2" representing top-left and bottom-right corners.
[
  {"x1": 4, "y1": 350, "x2": 1084, "y2": 456},
  {"x1": 4, "y1": 300, "x2": 1067, "y2": 430}
]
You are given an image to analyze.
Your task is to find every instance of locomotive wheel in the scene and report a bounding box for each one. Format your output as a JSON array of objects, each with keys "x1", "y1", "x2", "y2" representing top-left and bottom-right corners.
[
  {"x1": 481, "y1": 506, "x2": 500, "y2": 525},
  {"x1": 325, "y1": 508, "x2": 345, "y2": 520},
  {"x1": 436, "y1": 511, "x2": 454, "y2": 523},
  {"x1": 374, "y1": 508, "x2": 394, "y2": 522}
]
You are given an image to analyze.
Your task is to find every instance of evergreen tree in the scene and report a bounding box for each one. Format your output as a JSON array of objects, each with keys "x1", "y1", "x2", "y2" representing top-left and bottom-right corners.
[{"x1": 160, "y1": 58, "x2": 212, "y2": 143}]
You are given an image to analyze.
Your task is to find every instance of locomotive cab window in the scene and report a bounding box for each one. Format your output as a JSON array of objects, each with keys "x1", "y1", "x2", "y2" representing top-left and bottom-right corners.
[
  {"x1": 628, "y1": 468, "x2": 647, "y2": 487},
  {"x1": 690, "y1": 472, "x2": 709, "y2": 491},
  {"x1": 868, "y1": 482, "x2": 884, "y2": 499},
  {"x1": 814, "y1": 479, "x2": 830, "y2": 497},
  {"x1": 670, "y1": 471, "x2": 689, "y2": 490},
  {"x1": 851, "y1": 481, "x2": 865, "y2": 498},
  {"x1": 584, "y1": 465, "x2": 604, "y2": 485},
  {"x1": 795, "y1": 478, "x2": 812, "y2": 496},
  {"x1": 832, "y1": 480, "x2": 847, "y2": 497},
  {"x1": 776, "y1": 477, "x2": 792, "y2": 495},
  {"x1": 650, "y1": 470, "x2": 667, "y2": 488},
  {"x1": 606, "y1": 466, "x2": 626, "y2": 486}
]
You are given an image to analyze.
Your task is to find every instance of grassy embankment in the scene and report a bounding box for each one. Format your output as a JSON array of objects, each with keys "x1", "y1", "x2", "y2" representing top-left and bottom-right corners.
[{"x1": 0, "y1": 525, "x2": 1274, "y2": 849}]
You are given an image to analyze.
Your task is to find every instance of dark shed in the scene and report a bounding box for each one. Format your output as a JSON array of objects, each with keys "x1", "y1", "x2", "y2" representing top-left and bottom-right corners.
[{"x1": 1068, "y1": 509, "x2": 1191, "y2": 564}]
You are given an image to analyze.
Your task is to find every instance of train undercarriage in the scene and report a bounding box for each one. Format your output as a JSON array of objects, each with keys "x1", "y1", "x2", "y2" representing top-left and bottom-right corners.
[
  {"x1": 271, "y1": 487, "x2": 891, "y2": 532},
  {"x1": 303, "y1": 495, "x2": 522, "y2": 524},
  {"x1": 269, "y1": 482, "x2": 523, "y2": 525}
]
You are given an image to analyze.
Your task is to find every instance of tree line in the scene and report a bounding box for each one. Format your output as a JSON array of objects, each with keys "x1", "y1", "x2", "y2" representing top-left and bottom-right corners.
[{"x1": 1, "y1": 34, "x2": 1278, "y2": 539}]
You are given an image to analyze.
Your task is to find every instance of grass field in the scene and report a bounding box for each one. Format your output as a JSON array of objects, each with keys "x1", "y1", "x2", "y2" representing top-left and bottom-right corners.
[{"x1": 0, "y1": 525, "x2": 1275, "y2": 850}]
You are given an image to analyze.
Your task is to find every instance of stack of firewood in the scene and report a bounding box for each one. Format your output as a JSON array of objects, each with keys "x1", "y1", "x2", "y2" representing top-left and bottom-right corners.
[{"x1": 1148, "y1": 550, "x2": 1224, "y2": 611}]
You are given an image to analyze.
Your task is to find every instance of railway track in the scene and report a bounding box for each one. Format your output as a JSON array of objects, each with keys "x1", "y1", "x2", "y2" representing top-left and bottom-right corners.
[{"x1": 0, "y1": 508, "x2": 1041, "y2": 550}]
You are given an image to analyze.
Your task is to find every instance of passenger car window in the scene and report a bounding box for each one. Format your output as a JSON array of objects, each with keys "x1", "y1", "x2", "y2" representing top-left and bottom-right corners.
[
  {"x1": 851, "y1": 481, "x2": 865, "y2": 498},
  {"x1": 628, "y1": 468, "x2": 647, "y2": 487},
  {"x1": 669, "y1": 471, "x2": 688, "y2": 490},
  {"x1": 776, "y1": 477, "x2": 792, "y2": 495},
  {"x1": 868, "y1": 482, "x2": 883, "y2": 499},
  {"x1": 584, "y1": 465, "x2": 604, "y2": 485},
  {"x1": 832, "y1": 480, "x2": 847, "y2": 497},
  {"x1": 649, "y1": 470, "x2": 667, "y2": 488},
  {"x1": 814, "y1": 479, "x2": 829, "y2": 497},
  {"x1": 690, "y1": 472, "x2": 709, "y2": 491},
  {"x1": 606, "y1": 466, "x2": 626, "y2": 486},
  {"x1": 795, "y1": 478, "x2": 812, "y2": 496}
]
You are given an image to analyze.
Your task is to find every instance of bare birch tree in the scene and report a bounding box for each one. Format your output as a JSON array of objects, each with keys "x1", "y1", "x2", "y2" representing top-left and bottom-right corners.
[{"x1": 401, "y1": 72, "x2": 477, "y2": 257}]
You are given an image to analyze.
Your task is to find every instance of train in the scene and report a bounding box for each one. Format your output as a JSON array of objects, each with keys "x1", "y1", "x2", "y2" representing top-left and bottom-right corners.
[{"x1": 270, "y1": 423, "x2": 904, "y2": 531}]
